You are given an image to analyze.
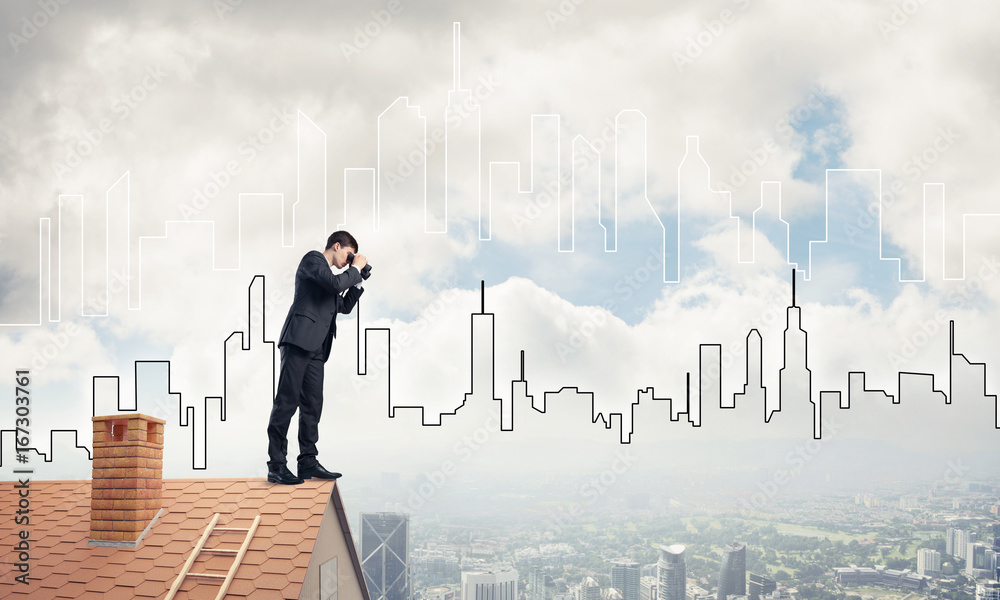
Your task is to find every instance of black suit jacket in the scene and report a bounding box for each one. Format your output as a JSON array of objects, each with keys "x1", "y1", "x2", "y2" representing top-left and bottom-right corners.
[{"x1": 278, "y1": 250, "x2": 364, "y2": 362}]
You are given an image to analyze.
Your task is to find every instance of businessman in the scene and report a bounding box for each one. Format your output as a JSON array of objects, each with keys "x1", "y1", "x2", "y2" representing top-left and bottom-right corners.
[{"x1": 266, "y1": 230, "x2": 368, "y2": 485}]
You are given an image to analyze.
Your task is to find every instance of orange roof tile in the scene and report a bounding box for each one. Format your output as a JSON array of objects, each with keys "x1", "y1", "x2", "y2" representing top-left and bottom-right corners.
[{"x1": 0, "y1": 478, "x2": 362, "y2": 599}]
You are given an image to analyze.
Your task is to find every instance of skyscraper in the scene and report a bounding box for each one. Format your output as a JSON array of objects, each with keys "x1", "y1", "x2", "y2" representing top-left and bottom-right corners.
[
  {"x1": 718, "y1": 543, "x2": 747, "y2": 600},
  {"x1": 955, "y1": 530, "x2": 977, "y2": 560},
  {"x1": 530, "y1": 568, "x2": 556, "y2": 600},
  {"x1": 970, "y1": 544, "x2": 988, "y2": 577},
  {"x1": 658, "y1": 545, "x2": 687, "y2": 600},
  {"x1": 640, "y1": 576, "x2": 659, "y2": 600},
  {"x1": 612, "y1": 560, "x2": 641, "y2": 600},
  {"x1": 462, "y1": 570, "x2": 518, "y2": 600},
  {"x1": 747, "y1": 574, "x2": 776, "y2": 600},
  {"x1": 917, "y1": 549, "x2": 941, "y2": 577},
  {"x1": 361, "y1": 512, "x2": 411, "y2": 600},
  {"x1": 778, "y1": 270, "x2": 813, "y2": 435},
  {"x1": 579, "y1": 577, "x2": 601, "y2": 600}
]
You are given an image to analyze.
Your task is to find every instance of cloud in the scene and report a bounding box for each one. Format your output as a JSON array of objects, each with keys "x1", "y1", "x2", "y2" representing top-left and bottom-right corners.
[{"x1": 2, "y1": 0, "x2": 999, "y2": 480}]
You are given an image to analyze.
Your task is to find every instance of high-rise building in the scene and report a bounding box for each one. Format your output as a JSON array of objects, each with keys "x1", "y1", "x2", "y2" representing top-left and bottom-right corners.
[
  {"x1": 530, "y1": 568, "x2": 556, "y2": 600},
  {"x1": 947, "y1": 528, "x2": 957, "y2": 556},
  {"x1": 361, "y1": 513, "x2": 411, "y2": 600},
  {"x1": 955, "y1": 530, "x2": 978, "y2": 560},
  {"x1": 658, "y1": 545, "x2": 687, "y2": 600},
  {"x1": 612, "y1": 560, "x2": 642, "y2": 600},
  {"x1": 978, "y1": 549, "x2": 999, "y2": 580},
  {"x1": 578, "y1": 577, "x2": 601, "y2": 600},
  {"x1": 748, "y1": 574, "x2": 775, "y2": 600},
  {"x1": 640, "y1": 576, "x2": 658, "y2": 600},
  {"x1": 917, "y1": 549, "x2": 942, "y2": 577},
  {"x1": 462, "y1": 570, "x2": 518, "y2": 600},
  {"x1": 970, "y1": 544, "x2": 989, "y2": 577},
  {"x1": 718, "y1": 543, "x2": 747, "y2": 600},
  {"x1": 976, "y1": 581, "x2": 1000, "y2": 600}
]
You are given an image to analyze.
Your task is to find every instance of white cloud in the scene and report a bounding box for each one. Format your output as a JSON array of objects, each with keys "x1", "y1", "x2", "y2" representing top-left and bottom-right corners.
[{"x1": 1, "y1": 0, "x2": 999, "y2": 480}]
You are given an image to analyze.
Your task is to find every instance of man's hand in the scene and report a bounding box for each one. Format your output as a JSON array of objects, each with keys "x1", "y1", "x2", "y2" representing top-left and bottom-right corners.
[{"x1": 351, "y1": 253, "x2": 368, "y2": 270}]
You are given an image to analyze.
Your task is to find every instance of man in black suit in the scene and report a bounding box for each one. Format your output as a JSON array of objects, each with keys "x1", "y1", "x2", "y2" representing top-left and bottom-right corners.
[{"x1": 266, "y1": 230, "x2": 369, "y2": 485}]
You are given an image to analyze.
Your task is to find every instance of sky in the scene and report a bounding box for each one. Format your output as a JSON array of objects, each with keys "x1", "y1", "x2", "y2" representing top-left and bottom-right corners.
[{"x1": 1, "y1": 0, "x2": 1000, "y2": 506}]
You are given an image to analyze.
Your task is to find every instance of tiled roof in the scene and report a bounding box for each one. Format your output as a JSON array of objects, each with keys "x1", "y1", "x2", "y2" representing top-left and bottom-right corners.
[{"x1": 0, "y1": 478, "x2": 338, "y2": 599}]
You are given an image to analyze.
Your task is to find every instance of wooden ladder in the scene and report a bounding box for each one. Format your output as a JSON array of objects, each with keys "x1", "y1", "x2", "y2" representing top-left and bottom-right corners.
[{"x1": 164, "y1": 512, "x2": 262, "y2": 600}]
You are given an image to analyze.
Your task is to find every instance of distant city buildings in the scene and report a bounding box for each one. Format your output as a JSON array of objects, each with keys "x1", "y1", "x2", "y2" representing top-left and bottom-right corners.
[
  {"x1": 577, "y1": 577, "x2": 601, "y2": 600},
  {"x1": 960, "y1": 531, "x2": 977, "y2": 560},
  {"x1": 640, "y1": 576, "x2": 658, "y2": 600},
  {"x1": 969, "y1": 544, "x2": 988, "y2": 577},
  {"x1": 686, "y1": 585, "x2": 714, "y2": 600},
  {"x1": 657, "y1": 545, "x2": 687, "y2": 600},
  {"x1": 529, "y1": 568, "x2": 556, "y2": 600},
  {"x1": 747, "y1": 574, "x2": 776, "y2": 600},
  {"x1": 398, "y1": 492, "x2": 1000, "y2": 600},
  {"x1": 361, "y1": 512, "x2": 411, "y2": 600},
  {"x1": 461, "y1": 569, "x2": 518, "y2": 600},
  {"x1": 967, "y1": 544, "x2": 999, "y2": 579},
  {"x1": 834, "y1": 566, "x2": 879, "y2": 586},
  {"x1": 718, "y1": 543, "x2": 747, "y2": 600},
  {"x1": 413, "y1": 545, "x2": 460, "y2": 585},
  {"x1": 423, "y1": 585, "x2": 459, "y2": 600},
  {"x1": 611, "y1": 560, "x2": 641, "y2": 600},
  {"x1": 948, "y1": 528, "x2": 977, "y2": 560},
  {"x1": 977, "y1": 581, "x2": 1000, "y2": 600},
  {"x1": 855, "y1": 493, "x2": 883, "y2": 508},
  {"x1": 833, "y1": 566, "x2": 927, "y2": 591},
  {"x1": 917, "y1": 548, "x2": 941, "y2": 577},
  {"x1": 968, "y1": 484, "x2": 997, "y2": 493}
]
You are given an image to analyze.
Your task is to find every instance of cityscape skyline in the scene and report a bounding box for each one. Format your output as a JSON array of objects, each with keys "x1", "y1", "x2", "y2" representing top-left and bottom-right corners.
[
  {"x1": 5, "y1": 3, "x2": 1000, "y2": 485},
  {"x1": 2, "y1": 0, "x2": 1000, "y2": 598}
]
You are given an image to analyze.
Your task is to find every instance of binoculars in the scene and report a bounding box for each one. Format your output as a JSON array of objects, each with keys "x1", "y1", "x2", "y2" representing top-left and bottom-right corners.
[{"x1": 346, "y1": 253, "x2": 372, "y2": 280}]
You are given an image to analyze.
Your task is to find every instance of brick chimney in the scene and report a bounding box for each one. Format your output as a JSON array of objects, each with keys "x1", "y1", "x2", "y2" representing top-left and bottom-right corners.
[{"x1": 89, "y1": 413, "x2": 165, "y2": 546}]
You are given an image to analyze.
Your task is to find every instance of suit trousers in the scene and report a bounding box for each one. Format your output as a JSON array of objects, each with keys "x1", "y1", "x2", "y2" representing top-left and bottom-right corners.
[{"x1": 266, "y1": 343, "x2": 326, "y2": 470}]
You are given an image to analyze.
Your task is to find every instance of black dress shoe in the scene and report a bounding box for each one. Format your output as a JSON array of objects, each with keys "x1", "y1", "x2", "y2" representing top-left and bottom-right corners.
[
  {"x1": 267, "y1": 465, "x2": 304, "y2": 485},
  {"x1": 298, "y1": 462, "x2": 342, "y2": 480}
]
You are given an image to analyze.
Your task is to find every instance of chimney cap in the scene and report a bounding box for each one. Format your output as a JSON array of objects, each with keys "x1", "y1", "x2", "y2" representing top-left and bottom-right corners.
[{"x1": 92, "y1": 413, "x2": 166, "y2": 424}]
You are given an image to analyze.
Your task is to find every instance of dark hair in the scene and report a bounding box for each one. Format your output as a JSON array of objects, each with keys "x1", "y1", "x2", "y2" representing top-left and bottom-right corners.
[{"x1": 325, "y1": 230, "x2": 358, "y2": 252}]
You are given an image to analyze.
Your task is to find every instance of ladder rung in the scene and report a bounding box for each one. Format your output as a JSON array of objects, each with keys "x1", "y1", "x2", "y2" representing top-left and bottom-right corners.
[{"x1": 164, "y1": 513, "x2": 261, "y2": 600}]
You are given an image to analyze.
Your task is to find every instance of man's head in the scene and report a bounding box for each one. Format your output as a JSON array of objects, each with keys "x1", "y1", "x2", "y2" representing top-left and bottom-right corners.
[{"x1": 324, "y1": 230, "x2": 358, "y2": 269}]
